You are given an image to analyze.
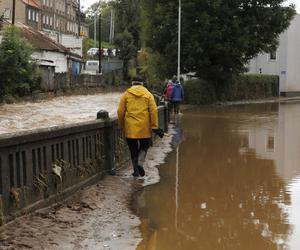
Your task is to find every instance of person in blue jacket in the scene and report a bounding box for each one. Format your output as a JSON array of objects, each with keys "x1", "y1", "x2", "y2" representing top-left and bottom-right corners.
[{"x1": 170, "y1": 79, "x2": 184, "y2": 115}]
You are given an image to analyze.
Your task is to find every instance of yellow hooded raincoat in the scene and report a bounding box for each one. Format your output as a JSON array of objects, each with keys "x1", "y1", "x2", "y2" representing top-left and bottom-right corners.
[{"x1": 117, "y1": 85, "x2": 158, "y2": 139}]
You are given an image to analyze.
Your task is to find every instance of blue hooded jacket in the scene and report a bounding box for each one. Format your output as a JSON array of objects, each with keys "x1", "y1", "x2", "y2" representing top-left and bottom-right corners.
[{"x1": 171, "y1": 83, "x2": 184, "y2": 102}]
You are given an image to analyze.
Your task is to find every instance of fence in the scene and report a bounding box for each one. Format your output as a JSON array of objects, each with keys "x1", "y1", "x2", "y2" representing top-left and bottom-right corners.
[{"x1": 0, "y1": 105, "x2": 168, "y2": 224}]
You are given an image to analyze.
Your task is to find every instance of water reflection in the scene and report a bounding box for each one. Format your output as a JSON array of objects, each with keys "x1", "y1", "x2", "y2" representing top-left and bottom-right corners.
[{"x1": 137, "y1": 102, "x2": 300, "y2": 250}]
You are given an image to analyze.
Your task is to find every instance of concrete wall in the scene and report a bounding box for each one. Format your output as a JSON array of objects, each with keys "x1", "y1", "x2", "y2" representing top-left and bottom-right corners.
[
  {"x1": 61, "y1": 34, "x2": 83, "y2": 57},
  {"x1": 0, "y1": 105, "x2": 168, "y2": 224},
  {"x1": 32, "y1": 50, "x2": 68, "y2": 73},
  {"x1": 248, "y1": 14, "x2": 300, "y2": 95},
  {"x1": 285, "y1": 15, "x2": 300, "y2": 92}
]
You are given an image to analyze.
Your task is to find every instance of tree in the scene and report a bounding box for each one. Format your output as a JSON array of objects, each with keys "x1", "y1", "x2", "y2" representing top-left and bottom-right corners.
[
  {"x1": 114, "y1": 29, "x2": 136, "y2": 78},
  {"x1": 113, "y1": 0, "x2": 142, "y2": 79},
  {"x1": 0, "y1": 26, "x2": 41, "y2": 99},
  {"x1": 141, "y1": 0, "x2": 295, "y2": 85},
  {"x1": 85, "y1": 1, "x2": 114, "y2": 43}
]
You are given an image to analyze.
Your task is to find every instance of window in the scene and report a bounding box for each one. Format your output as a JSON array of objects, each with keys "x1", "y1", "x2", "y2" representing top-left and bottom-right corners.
[
  {"x1": 36, "y1": 12, "x2": 39, "y2": 22},
  {"x1": 42, "y1": 15, "x2": 45, "y2": 24},
  {"x1": 32, "y1": 11, "x2": 35, "y2": 21},
  {"x1": 50, "y1": 17, "x2": 53, "y2": 26},
  {"x1": 269, "y1": 50, "x2": 277, "y2": 61},
  {"x1": 28, "y1": 9, "x2": 31, "y2": 20},
  {"x1": 46, "y1": 16, "x2": 49, "y2": 25}
]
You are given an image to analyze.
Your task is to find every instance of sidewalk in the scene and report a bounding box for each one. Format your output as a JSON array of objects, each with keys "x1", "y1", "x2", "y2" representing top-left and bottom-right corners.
[{"x1": 0, "y1": 131, "x2": 174, "y2": 250}]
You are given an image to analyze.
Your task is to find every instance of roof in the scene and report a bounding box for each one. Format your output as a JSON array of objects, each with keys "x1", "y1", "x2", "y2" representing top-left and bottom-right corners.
[
  {"x1": 19, "y1": 23, "x2": 69, "y2": 53},
  {"x1": 1, "y1": 20, "x2": 82, "y2": 60},
  {"x1": 22, "y1": 0, "x2": 41, "y2": 9}
]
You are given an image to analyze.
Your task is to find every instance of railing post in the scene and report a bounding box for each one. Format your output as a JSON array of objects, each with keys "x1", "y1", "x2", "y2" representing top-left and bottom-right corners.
[
  {"x1": 164, "y1": 104, "x2": 169, "y2": 132},
  {"x1": 97, "y1": 110, "x2": 116, "y2": 175},
  {"x1": 159, "y1": 102, "x2": 169, "y2": 133}
]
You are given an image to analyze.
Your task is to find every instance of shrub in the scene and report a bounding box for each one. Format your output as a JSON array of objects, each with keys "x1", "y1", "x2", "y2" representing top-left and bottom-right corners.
[
  {"x1": 218, "y1": 74, "x2": 279, "y2": 101},
  {"x1": 0, "y1": 26, "x2": 41, "y2": 99},
  {"x1": 183, "y1": 74, "x2": 279, "y2": 105},
  {"x1": 183, "y1": 79, "x2": 217, "y2": 105}
]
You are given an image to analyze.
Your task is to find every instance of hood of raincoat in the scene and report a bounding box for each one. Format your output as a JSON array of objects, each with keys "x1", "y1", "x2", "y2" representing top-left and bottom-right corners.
[{"x1": 126, "y1": 85, "x2": 149, "y2": 97}]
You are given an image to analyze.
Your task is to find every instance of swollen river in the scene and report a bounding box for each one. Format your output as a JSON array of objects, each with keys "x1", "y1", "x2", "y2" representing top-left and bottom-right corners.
[
  {"x1": 137, "y1": 102, "x2": 300, "y2": 250},
  {"x1": 0, "y1": 93, "x2": 121, "y2": 135}
]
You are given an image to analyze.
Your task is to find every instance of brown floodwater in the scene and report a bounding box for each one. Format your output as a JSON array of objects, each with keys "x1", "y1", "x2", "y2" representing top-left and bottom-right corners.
[{"x1": 136, "y1": 102, "x2": 300, "y2": 250}]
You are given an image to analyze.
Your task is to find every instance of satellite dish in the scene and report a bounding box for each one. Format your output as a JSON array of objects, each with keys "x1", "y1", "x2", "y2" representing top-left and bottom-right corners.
[{"x1": 3, "y1": 8, "x2": 11, "y2": 19}]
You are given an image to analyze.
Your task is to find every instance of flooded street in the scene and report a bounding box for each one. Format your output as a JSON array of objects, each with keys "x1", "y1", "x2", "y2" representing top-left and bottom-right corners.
[
  {"x1": 137, "y1": 102, "x2": 300, "y2": 250},
  {"x1": 0, "y1": 93, "x2": 121, "y2": 135}
]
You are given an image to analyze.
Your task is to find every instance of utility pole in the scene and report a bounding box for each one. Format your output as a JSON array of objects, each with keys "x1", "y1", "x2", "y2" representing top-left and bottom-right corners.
[
  {"x1": 98, "y1": 13, "x2": 102, "y2": 74},
  {"x1": 109, "y1": 9, "x2": 114, "y2": 44},
  {"x1": 78, "y1": 0, "x2": 81, "y2": 36},
  {"x1": 177, "y1": 0, "x2": 181, "y2": 81},
  {"x1": 94, "y1": 15, "x2": 97, "y2": 47},
  {"x1": 12, "y1": 0, "x2": 16, "y2": 25}
]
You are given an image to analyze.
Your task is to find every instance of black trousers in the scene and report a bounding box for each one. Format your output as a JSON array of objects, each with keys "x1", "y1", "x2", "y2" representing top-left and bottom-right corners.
[
  {"x1": 171, "y1": 101, "x2": 181, "y2": 114},
  {"x1": 126, "y1": 138, "x2": 151, "y2": 172}
]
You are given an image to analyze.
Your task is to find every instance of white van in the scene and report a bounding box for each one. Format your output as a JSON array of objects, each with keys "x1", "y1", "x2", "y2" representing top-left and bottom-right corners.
[{"x1": 84, "y1": 60, "x2": 100, "y2": 74}]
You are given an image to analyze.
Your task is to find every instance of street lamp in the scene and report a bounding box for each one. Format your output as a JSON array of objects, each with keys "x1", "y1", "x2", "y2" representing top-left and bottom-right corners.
[
  {"x1": 177, "y1": 0, "x2": 181, "y2": 81},
  {"x1": 98, "y1": 12, "x2": 102, "y2": 74}
]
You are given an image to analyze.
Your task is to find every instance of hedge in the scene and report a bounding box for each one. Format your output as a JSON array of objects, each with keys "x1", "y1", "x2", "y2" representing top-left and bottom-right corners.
[
  {"x1": 218, "y1": 74, "x2": 279, "y2": 101},
  {"x1": 183, "y1": 74, "x2": 279, "y2": 105},
  {"x1": 183, "y1": 79, "x2": 217, "y2": 105}
]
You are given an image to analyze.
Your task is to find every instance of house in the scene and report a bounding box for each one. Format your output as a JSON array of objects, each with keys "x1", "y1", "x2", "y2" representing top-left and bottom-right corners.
[
  {"x1": 0, "y1": 0, "x2": 41, "y2": 29},
  {"x1": 0, "y1": 0, "x2": 88, "y2": 57},
  {"x1": 40, "y1": 0, "x2": 88, "y2": 38},
  {"x1": 248, "y1": 14, "x2": 300, "y2": 97},
  {"x1": 0, "y1": 20, "x2": 83, "y2": 89}
]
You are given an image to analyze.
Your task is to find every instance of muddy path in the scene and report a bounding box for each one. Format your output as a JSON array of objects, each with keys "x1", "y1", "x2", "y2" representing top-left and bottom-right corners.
[{"x1": 0, "y1": 132, "x2": 174, "y2": 250}]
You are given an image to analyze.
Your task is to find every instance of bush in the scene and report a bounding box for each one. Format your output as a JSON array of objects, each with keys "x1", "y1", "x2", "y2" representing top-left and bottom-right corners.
[
  {"x1": 217, "y1": 74, "x2": 279, "y2": 101},
  {"x1": 183, "y1": 74, "x2": 279, "y2": 105},
  {"x1": 0, "y1": 26, "x2": 41, "y2": 99},
  {"x1": 183, "y1": 79, "x2": 217, "y2": 105}
]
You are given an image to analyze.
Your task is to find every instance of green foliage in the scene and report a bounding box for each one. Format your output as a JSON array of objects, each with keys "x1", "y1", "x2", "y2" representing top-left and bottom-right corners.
[
  {"x1": 85, "y1": 1, "x2": 114, "y2": 43},
  {"x1": 183, "y1": 79, "x2": 217, "y2": 105},
  {"x1": 113, "y1": 0, "x2": 141, "y2": 50},
  {"x1": 141, "y1": 0, "x2": 295, "y2": 84},
  {"x1": 138, "y1": 49, "x2": 164, "y2": 90},
  {"x1": 114, "y1": 29, "x2": 136, "y2": 79},
  {"x1": 113, "y1": 0, "x2": 141, "y2": 78},
  {"x1": 0, "y1": 26, "x2": 41, "y2": 100},
  {"x1": 184, "y1": 74, "x2": 279, "y2": 105},
  {"x1": 0, "y1": 15, "x2": 3, "y2": 30},
  {"x1": 218, "y1": 74, "x2": 279, "y2": 101},
  {"x1": 82, "y1": 38, "x2": 94, "y2": 60}
]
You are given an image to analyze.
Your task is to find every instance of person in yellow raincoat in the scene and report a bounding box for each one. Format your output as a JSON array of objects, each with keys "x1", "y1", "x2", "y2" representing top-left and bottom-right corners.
[{"x1": 117, "y1": 76, "x2": 159, "y2": 177}]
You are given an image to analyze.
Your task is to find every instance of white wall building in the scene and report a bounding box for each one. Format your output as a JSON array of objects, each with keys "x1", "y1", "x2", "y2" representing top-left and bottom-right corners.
[{"x1": 248, "y1": 14, "x2": 300, "y2": 96}]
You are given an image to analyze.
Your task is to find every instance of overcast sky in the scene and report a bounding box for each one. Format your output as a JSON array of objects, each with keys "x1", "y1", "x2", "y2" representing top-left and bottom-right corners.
[{"x1": 81, "y1": 0, "x2": 300, "y2": 12}]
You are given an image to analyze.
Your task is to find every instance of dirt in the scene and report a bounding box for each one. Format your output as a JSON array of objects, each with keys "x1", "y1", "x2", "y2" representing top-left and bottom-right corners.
[{"x1": 0, "y1": 131, "x2": 174, "y2": 250}]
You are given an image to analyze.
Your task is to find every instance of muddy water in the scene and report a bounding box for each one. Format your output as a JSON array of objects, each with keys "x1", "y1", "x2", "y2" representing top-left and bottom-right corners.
[
  {"x1": 137, "y1": 102, "x2": 300, "y2": 250},
  {"x1": 0, "y1": 93, "x2": 121, "y2": 135}
]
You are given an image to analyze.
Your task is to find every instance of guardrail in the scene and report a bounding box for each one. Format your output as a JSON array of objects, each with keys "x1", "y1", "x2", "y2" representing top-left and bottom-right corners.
[{"x1": 0, "y1": 105, "x2": 168, "y2": 224}]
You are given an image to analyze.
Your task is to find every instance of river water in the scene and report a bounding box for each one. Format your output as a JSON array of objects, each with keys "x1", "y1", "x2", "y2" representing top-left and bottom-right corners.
[
  {"x1": 0, "y1": 93, "x2": 121, "y2": 135},
  {"x1": 137, "y1": 102, "x2": 300, "y2": 250}
]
